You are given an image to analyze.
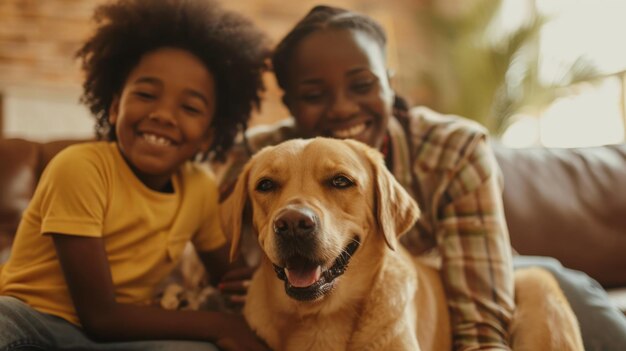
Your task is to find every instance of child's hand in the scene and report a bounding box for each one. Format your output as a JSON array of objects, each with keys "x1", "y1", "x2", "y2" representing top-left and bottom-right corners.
[
  {"x1": 216, "y1": 313, "x2": 270, "y2": 351},
  {"x1": 218, "y1": 266, "x2": 256, "y2": 307}
]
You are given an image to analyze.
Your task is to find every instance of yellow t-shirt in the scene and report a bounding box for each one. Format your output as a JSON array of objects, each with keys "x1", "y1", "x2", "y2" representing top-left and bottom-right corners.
[{"x1": 0, "y1": 142, "x2": 225, "y2": 325}]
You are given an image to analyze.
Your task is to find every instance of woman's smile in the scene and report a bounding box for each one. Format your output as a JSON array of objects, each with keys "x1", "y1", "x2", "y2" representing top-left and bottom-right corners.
[{"x1": 329, "y1": 121, "x2": 368, "y2": 139}]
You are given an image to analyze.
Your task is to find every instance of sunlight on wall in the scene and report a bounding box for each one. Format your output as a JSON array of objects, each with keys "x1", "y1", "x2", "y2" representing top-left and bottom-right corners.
[
  {"x1": 502, "y1": 78, "x2": 625, "y2": 148},
  {"x1": 538, "y1": 0, "x2": 626, "y2": 86},
  {"x1": 500, "y1": 0, "x2": 626, "y2": 148},
  {"x1": 540, "y1": 79, "x2": 624, "y2": 147},
  {"x1": 3, "y1": 87, "x2": 94, "y2": 141},
  {"x1": 500, "y1": 116, "x2": 539, "y2": 148}
]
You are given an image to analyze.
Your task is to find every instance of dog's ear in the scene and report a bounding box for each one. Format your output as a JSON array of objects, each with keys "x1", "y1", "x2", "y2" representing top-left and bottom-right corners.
[
  {"x1": 221, "y1": 163, "x2": 252, "y2": 263},
  {"x1": 359, "y1": 143, "x2": 420, "y2": 251}
]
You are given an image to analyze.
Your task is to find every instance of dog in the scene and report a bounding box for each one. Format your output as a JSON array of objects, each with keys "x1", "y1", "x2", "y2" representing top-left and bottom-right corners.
[{"x1": 223, "y1": 137, "x2": 584, "y2": 351}]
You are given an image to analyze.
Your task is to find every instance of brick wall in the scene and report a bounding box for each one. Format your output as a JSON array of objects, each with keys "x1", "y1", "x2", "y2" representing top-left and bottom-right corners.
[
  {"x1": 0, "y1": 0, "x2": 96, "y2": 89},
  {"x1": 0, "y1": 0, "x2": 434, "y2": 138}
]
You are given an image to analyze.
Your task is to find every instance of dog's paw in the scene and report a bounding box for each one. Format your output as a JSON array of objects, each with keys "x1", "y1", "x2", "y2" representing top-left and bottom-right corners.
[{"x1": 160, "y1": 283, "x2": 185, "y2": 310}]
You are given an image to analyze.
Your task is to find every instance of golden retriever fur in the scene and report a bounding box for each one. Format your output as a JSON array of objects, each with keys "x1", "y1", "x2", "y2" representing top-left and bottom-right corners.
[{"x1": 223, "y1": 137, "x2": 583, "y2": 351}]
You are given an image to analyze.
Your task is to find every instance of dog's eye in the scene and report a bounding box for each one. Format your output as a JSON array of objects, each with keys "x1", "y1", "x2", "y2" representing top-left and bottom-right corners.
[
  {"x1": 331, "y1": 174, "x2": 354, "y2": 189},
  {"x1": 256, "y1": 178, "x2": 276, "y2": 192}
]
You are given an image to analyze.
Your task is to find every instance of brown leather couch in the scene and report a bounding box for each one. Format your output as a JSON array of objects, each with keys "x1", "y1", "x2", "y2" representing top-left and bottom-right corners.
[
  {"x1": 1, "y1": 138, "x2": 626, "y2": 308},
  {"x1": 0, "y1": 138, "x2": 85, "y2": 262},
  {"x1": 494, "y1": 144, "x2": 626, "y2": 289}
]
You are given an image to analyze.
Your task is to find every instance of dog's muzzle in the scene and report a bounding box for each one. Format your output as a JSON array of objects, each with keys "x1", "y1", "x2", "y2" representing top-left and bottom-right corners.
[
  {"x1": 270, "y1": 204, "x2": 361, "y2": 301},
  {"x1": 273, "y1": 237, "x2": 360, "y2": 301}
]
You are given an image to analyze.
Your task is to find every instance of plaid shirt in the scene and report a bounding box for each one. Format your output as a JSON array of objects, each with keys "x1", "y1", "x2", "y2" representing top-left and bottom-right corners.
[{"x1": 213, "y1": 107, "x2": 515, "y2": 351}]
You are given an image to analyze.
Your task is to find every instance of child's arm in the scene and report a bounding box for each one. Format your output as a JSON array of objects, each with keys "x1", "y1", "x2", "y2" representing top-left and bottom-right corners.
[{"x1": 52, "y1": 234, "x2": 268, "y2": 351}]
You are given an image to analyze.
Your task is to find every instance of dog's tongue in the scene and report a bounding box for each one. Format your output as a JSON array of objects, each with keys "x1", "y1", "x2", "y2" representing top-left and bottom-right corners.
[{"x1": 285, "y1": 265, "x2": 322, "y2": 288}]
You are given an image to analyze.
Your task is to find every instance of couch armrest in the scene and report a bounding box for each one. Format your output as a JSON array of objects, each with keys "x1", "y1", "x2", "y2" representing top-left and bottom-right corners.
[
  {"x1": 0, "y1": 138, "x2": 87, "y2": 262},
  {"x1": 0, "y1": 139, "x2": 40, "y2": 243},
  {"x1": 493, "y1": 144, "x2": 626, "y2": 288},
  {"x1": 607, "y1": 288, "x2": 626, "y2": 314}
]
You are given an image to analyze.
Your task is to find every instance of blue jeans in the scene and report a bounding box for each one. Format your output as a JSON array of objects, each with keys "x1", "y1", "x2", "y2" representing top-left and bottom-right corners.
[
  {"x1": 0, "y1": 296, "x2": 219, "y2": 351},
  {"x1": 514, "y1": 256, "x2": 626, "y2": 351}
]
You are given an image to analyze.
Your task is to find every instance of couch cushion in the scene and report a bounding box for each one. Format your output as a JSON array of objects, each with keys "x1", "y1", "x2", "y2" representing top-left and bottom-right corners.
[
  {"x1": 0, "y1": 139, "x2": 41, "y2": 258},
  {"x1": 0, "y1": 138, "x2": 86, "y2": 262},
  {"x1": 40, "y1": 140, "x2": 89, "y2": 174},
  {"x1": 493, "y1": 144, "x2": 626, "y2": 288}
]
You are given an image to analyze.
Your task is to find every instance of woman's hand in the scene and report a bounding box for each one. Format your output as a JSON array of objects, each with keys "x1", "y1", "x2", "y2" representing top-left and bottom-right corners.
[
  {"x1": 218, "y1": 266, "x2": 256, "y2": 308},
  {"x1": 215, "y1": 312, "x2": 270, "y2": 351}
]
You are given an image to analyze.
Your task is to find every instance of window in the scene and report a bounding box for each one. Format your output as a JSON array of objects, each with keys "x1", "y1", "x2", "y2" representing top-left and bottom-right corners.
[{"x1": 500, "y1": 0, "x2": 626, "y2": 148}]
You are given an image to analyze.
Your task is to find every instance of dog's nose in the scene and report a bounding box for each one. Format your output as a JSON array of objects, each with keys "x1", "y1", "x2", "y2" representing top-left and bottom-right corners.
[{"x1": 273, "y1": 206, "x2": 319, "y2": 237}]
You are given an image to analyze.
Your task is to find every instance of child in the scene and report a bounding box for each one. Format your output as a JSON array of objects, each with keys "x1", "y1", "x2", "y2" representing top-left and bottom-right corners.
[{"x1": 0, "y1": 0, "x2": 269, "y2": 350}]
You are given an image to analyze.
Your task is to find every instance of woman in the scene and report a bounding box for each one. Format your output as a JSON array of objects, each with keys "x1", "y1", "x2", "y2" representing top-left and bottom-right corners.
[{"x1": 216, "y1": 5, "x2": 626, "y2": 351}]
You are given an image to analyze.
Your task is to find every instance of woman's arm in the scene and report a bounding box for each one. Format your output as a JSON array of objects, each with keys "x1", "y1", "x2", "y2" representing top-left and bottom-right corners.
[
  {"x1": 435, "y1": 139, "x2": 515, "y2": 350},
  {"x1": 198, "y1": 245, "x2": 254, "y2": 306},
  {"x1": 52, "y1": 234, "x2": 267, "y2": 351},
  {"x1": 197, "y1": 244, "x2": 242, "y2": 286}
]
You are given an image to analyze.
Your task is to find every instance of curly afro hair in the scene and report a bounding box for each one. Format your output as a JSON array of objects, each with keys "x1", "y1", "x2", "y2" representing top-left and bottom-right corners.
[{"x1": 76, "y1": 0, "x2": 270, "y2": 161}]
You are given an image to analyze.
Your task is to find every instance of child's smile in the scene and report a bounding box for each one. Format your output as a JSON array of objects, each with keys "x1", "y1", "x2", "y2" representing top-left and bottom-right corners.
[
  {"x1": 140, "y1": 132, "x2": 175, "y2": 147},
  {"x1": 108, "y1": 47, "x2": 216, "y2": 191}
]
